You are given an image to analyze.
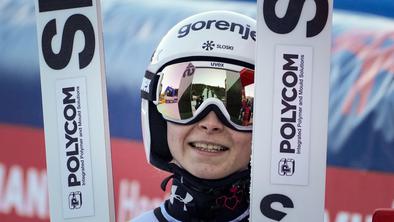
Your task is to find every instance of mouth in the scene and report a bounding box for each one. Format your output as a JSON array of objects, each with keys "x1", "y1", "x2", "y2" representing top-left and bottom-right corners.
[{"x1": 189, "y1": 142, "x2": 229, "y2": 153}]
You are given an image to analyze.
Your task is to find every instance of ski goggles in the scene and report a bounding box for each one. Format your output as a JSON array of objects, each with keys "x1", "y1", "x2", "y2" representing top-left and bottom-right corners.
[{"x1": 141, "y1": 59, "x2": 255, "y2": 131}]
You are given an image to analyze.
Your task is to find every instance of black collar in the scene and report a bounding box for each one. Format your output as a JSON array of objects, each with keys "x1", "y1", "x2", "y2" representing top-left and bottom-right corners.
[{"x1": 160, "y1": 164, "x2": 250, "y2": 222}]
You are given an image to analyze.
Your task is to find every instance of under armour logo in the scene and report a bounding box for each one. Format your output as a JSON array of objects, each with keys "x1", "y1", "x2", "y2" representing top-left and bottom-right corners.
[{"x1": 169, "y1": 185, "x2": 193, "y2": 211}]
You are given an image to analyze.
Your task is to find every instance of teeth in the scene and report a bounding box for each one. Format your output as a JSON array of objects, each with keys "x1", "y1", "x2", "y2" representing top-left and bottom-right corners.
[{"x1": 192, "y1": 142, "x2": 227, "y2": 153}]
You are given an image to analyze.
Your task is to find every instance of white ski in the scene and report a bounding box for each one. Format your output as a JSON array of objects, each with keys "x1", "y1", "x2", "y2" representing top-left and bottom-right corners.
[
  {"x1": 251, "y1": 0, "x2": 333, "y2": 221},
  {"x1": 35, "y1": 0, "x2": 115, "y2": 221}
]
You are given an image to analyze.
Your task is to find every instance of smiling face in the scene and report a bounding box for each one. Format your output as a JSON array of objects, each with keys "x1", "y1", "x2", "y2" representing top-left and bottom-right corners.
[{"x1": 167, "y1": 111, "x2": 252, "y2": 179}]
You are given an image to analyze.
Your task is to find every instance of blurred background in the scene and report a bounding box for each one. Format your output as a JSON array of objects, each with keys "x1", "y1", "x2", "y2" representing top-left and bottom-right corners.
[{"x1": 1, "y1": 0, "x2": 394, "y2": 221}]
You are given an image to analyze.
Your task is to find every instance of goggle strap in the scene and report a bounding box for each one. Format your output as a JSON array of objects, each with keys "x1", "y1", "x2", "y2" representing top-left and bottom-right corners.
[
  {"x1": 166, "y1": 104, "x2": 252, "y2": 132},
  {"x1": 140, "y1": 70, "x2": 160, "y2": 102}
]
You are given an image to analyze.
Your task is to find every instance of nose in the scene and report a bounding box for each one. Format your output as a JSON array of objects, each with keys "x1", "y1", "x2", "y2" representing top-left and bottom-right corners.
[{"x1": 198, "y1": 111, "x2": 224, "y2": 134}]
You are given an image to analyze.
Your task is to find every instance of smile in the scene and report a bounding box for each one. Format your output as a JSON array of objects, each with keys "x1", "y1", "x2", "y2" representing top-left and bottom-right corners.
[{"x1": 189, "y1": 142, "x2": 229, "y2": 153}]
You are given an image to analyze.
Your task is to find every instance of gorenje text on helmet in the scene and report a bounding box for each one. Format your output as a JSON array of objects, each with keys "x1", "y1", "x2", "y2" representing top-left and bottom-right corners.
[{"x1": 177, "y1": 20, "x2": 256, "y2": 41}]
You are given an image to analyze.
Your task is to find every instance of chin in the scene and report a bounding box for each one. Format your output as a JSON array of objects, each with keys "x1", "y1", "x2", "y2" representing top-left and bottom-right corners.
[{"x1": 189, "y1": 167, "x2": 229, "y2": 180}]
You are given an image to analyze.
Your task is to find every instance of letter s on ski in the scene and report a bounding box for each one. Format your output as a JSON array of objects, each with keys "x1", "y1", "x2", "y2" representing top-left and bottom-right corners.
[
  {"x1": 263, "y1": 0, "x2": 329, "y2": 37},
  {"x1": 39, "y1": 0, "x2": 95, "y2": 70},
  {"x1": 260, "y1": 193, "x2": 294, "y2": 221}
]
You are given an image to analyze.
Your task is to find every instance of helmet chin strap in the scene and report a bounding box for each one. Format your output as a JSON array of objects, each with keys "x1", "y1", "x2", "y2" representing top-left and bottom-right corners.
[{"x1": 161, "y1": 163, "x2": 250, "y2": 221}]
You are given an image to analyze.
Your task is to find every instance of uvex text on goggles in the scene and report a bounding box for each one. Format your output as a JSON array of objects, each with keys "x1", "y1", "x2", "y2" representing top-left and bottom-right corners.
[{"x1": 141, "y1": 60, "x2": 254, "y2": 131}]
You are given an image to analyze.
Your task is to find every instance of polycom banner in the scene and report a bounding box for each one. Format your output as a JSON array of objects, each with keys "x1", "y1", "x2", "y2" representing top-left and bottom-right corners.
[
  {"x1": 34, "y1": 0, "x2": 115, "y2": 221},
  {"x1": 251, "y1": 0, "x2": 333, "y2": 221}
]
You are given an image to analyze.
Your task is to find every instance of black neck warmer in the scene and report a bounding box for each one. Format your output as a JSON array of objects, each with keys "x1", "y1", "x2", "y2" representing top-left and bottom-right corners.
[{"x1": 161, "y1": 164, "x2": 250, "y2": 222}]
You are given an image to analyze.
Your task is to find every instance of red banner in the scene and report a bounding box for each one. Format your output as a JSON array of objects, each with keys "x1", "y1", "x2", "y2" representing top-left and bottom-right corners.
[{"x1": 0, "y1": 124, "x2": 393, "y2": 222}]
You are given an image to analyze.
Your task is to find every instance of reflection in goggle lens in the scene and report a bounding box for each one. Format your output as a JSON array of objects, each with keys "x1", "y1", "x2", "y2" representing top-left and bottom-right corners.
[{"x1": 157, "y1": 61, "x2": 254, "y2": 128}]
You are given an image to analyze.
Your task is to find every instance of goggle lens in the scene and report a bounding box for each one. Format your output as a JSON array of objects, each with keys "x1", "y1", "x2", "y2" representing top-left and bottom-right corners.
[{"x1": 156, "y1": 61, "x2": 254, "y2": 130}]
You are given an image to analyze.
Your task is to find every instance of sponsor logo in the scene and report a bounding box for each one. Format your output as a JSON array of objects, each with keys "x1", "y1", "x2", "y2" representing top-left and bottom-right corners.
[
  {"x1": 263, "y1": 0, "x2": 329, "y2": 37},
  {"x1": 62, "y1": 87, "x2": 82, "y2": 188},
  {"x1": 263, "y1": 45, "x2": 313, "y2": 220},
  {"x1": 202, "y1": 40, "x2": 215, "y2": 51},
  {"x1": 210, "y1": 62, "x2": 224, "y2": 68},
  {"x1": 216, "y1": 44, "x2": 234, "y2": 50},
  {"x1": 202, "y1": 40, "x2": 235, "y2": 51},
  {"x1": 280, "y1": 54, "x2": 299, "y2": 155},
  {"x1": 169, "y1": 185, "x2": 193, "y2": 212},
  {"x1": 56, "y1": 79, "x2": 94, "y2": 218},
  {"x1": 271, "y1": 45, "x2": 312, "y2": 186},
  {"x1": 178, "y1": 19, "x2": 256, "y2": 41},
  {"x1": 69, "y1": 191, "x2": 83, "y2": 209},
  {"x1": 278, "y1": 158, "x2": 295, "y2": 176}
]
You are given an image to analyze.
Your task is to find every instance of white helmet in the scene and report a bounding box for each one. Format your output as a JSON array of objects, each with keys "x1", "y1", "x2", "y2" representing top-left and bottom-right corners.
[{"x1": 140, "y1": 10, "x2": 256, "y2": 171}]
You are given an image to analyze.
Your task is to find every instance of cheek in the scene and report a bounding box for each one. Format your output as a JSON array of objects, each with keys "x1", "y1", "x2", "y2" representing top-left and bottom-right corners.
[
  {"x1": 232, "y1": 133, "x2": 252, "y2": 159},
  {"x1": 167, "y1": 127, "x2": 181, "y2": 150},
  {"x1": 234, "y1": 133, "x2": 252, "y2": 148},
  {"x1": 225, "y1": 132, "x2": 252, "y2": 173},
  {"x1": 167, "y1": 123, "x2": 192, "y2": 154}
]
